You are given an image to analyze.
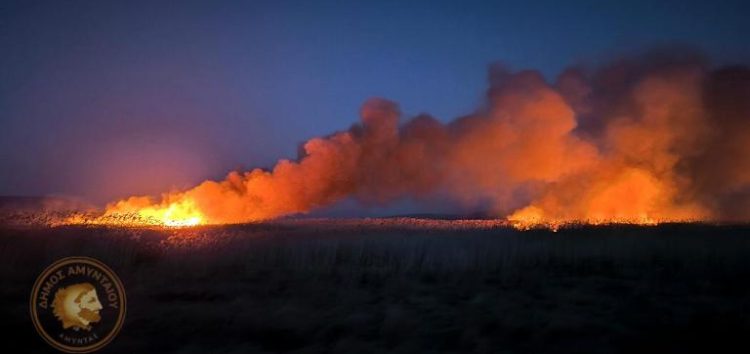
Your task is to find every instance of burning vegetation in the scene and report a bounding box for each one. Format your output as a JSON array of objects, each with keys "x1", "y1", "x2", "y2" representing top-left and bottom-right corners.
[{"x1": 65, "y1": 51, "x2": 750, "y2": 229}]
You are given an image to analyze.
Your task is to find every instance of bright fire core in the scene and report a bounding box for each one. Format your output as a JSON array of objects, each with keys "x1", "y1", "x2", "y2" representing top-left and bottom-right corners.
[{"x1": 66, "y1": 196, "x2": 205, "y2": 227}]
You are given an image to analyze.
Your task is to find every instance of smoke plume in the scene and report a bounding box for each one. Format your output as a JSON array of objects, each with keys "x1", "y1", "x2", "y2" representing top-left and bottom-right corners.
[{"x1": 96, "y1": 50, "x2": 750, "y2": 226}]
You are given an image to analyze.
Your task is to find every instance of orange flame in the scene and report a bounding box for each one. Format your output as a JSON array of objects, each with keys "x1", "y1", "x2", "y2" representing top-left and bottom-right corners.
[{"x1": 65, "y1": 195, "x2": 204, "y2": 227}]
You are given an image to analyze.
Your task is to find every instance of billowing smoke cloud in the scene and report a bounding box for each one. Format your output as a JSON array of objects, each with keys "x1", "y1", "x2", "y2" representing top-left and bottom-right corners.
[{"x1": 97, "y1": 50, "x2": 750, "y2": 226}]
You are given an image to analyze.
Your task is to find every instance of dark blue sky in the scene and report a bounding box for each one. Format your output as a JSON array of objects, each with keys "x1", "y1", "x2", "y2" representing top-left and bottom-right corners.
[{"x1": 2, "y1": 0, "x2": 749, "y2": 204}]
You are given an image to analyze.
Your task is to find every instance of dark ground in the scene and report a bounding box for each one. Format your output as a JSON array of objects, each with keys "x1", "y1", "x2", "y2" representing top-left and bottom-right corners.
[{"x1": 1, "y1": 220, "x2": 749, "y2": 353}]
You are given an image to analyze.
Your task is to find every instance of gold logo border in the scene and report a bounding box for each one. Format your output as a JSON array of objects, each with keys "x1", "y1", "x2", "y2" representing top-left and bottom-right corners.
[{"x1": 30, "y1": 256, "x2": 127, "y2": 353}]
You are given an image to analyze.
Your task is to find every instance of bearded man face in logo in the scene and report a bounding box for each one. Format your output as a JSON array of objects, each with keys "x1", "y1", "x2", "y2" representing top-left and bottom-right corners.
[{"x1": 51, "y1": 283, "x2": 103, "y2": 331}]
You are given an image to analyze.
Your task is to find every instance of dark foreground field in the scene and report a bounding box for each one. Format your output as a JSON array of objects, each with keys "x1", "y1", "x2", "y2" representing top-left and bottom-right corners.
[{"x1": 2, "y1": 220, "x2": 749, "y2": 353}]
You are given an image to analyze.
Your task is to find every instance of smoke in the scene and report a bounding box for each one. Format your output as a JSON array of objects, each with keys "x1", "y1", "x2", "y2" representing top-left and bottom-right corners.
[{"x1": 101, "y1": 50, "x2": 750, "y2": 225}]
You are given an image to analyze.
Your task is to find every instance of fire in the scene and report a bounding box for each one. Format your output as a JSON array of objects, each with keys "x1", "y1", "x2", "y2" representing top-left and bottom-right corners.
[
  {"x1": 63, "y1": 52, "x2": 750, "y2": 229},
  {"x1": 130, "y1": 199, "x2": 204, "y2": 227},
  {"x1": 65, "y1": 196, "x2": 205, "y2": 227},
  {"x1": 507, "y1": 167, "x2": 694, "y2": 230},
  {"x1": 508, "y1": 206, "x2": 660, "y2": 231}
]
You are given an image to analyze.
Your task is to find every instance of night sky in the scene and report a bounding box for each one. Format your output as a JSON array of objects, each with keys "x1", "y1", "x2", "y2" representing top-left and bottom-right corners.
[{"x1": 2, "y1": 0, "x2": 749, "y2": 205}]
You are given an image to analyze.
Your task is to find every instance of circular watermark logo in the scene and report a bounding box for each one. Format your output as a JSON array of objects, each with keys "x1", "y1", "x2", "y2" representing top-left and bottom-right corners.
[{"x1": 30, "y1": 257, "x2": 126, "y2": 353}]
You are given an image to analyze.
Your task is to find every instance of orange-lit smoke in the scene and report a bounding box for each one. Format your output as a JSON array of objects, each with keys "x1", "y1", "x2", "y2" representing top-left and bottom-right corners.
[{"x1": 71, "y1": 51, "x2": 750, "y2": 228}]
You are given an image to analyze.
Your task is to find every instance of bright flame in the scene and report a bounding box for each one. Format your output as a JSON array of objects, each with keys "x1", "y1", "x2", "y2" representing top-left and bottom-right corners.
[
  {"x1": 507, "y1": 206, "x2": 661, "y2": 231},
  {"x1": 65, "y1": 196, "x2": 205, "y2": 227},
  {"x1": 135, "y1": 199, "x2": 204, "y2": 227}
]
